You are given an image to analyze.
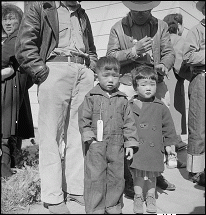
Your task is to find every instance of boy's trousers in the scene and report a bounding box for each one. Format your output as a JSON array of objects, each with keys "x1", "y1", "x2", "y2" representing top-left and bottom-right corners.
[
  {"x1": 84, "y1": 138, "x2": 124, "y2": 214},
  {"x1": 38, "y1": 62, "x2": 94, "y2": 204}
]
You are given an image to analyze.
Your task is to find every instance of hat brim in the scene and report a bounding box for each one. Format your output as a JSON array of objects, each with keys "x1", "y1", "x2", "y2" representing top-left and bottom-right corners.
[
  {"x1": 196, "y1": 1, "x2": 205, "y2": 12},
  {"x1": 122, "y1": 1, "x2": 161, "y2": 11}
]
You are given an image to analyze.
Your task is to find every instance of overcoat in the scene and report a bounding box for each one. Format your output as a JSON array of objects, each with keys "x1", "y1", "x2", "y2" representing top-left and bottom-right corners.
[
  {"x1": 1, "y1": 30, "x2": 34, "y2": 139},
  {"x1": 129, "y1": 97, "x2": 178, "y2": 172}
]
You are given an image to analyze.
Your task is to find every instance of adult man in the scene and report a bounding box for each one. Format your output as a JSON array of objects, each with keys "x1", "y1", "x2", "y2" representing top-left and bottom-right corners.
[
  {"x1": 183, "y1": 1, "x2": 205, "y2": 187},
  {"x1": 15, "y1": 1, "x2": 97, "y2": 213},
  {"x1": 106, "y1": 1, "x2": 176, "y2": 198}
]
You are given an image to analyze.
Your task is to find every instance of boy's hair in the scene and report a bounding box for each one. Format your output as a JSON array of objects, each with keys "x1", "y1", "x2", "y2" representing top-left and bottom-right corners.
[
  {"x1": 131, "y1": 65, "x2": 158, "y2": 90},
  {"x1": 95, "y1": 56, "x2": 120, "y2": 73},
  {"x1": 163, "y1": 13, "x2": 183, "y2": 34}
]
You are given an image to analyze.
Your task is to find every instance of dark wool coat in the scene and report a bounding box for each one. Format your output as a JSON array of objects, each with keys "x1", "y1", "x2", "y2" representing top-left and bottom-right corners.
[
  {"x1": 1, "y1": 30, "x2": 34, "y2": 139},
  {"x1": 129, "y1": 97, "x2": 178, "y2": 172}
]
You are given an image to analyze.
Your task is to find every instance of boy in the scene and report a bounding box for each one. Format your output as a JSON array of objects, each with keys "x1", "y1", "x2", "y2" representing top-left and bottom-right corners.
[{"x1": 78, "y1": 56, "x2": 139, "y2": 214}]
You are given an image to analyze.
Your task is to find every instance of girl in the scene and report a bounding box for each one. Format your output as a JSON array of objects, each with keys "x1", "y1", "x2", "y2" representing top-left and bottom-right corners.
[{"x1": 129, "y1": 65, "x2": 177, "y2": 213}]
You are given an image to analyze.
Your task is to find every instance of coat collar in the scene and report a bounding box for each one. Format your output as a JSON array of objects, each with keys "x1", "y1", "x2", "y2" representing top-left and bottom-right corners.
[
  {"x1": 4, "y1": 29, "x2": 18, "y2": 43},
  {"x1": 129, "y1": 96, "x2": 163, "y2": 115},
  {"x1": 90, "y1": 83, "x2": 127, "y2": 98}
]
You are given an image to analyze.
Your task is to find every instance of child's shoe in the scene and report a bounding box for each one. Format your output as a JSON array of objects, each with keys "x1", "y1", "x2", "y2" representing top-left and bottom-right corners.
[
  {"x1": 133, "y1": 193, "x2": 144, "y2": 214},
  {"x1": 145, "y1": 193, "x2": 156, "y2": 213}
]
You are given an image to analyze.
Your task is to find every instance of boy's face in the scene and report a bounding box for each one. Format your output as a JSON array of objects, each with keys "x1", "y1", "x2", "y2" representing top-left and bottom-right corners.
[
  {"x1": 136, "y1": 78, "x2": 156, "y2": 99},
  {"x1": 97, "y1": 64, "x2": 120, "y2": 92}
]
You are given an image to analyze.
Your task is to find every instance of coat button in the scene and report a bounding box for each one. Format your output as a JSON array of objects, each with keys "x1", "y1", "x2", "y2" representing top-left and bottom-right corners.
[
  {"x1": 140, "y1": 124, "x2": 144, "y2": 128},
  {"x1": 14, "y1": 85, "x2": 17, "y2": 88},
  {"x1": 152, "y1": 126, "x2": 156, "y2": 131},
  {"x1": 150, "y1": 142, "x2": 155, "y2": 147}
]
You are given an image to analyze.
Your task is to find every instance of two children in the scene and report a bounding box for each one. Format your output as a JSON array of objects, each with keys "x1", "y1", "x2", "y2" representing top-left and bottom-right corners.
[
  {"x1": 78, "y1": 57, "x2": 177, "y2": 214},
  {"x1": 78, "y1": 56, "x2": 139, "y2": 214}
]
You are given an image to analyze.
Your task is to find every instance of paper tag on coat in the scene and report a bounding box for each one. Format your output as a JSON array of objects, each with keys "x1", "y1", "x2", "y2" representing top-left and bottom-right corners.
[{"x1": 97, "y1": 120, "x2": 103, "y2": 141}]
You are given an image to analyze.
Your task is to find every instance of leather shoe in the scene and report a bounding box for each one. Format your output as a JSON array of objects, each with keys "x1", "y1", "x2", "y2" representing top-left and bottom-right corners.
[
  {"x1": 68, "y1": 194, "x2": 85, "y2": 206},
  {"x1": 45, "y1": 202, "x2": 70, "y2": 214},
  {"x1": 156, "y1": 175, "x2": 176, "y2": 191}
]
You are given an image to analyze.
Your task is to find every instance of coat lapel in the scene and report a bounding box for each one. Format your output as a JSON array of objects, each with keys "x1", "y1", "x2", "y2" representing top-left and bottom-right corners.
[{"x1": 43, "y1": 1, "x2": 59, "y2": 42}]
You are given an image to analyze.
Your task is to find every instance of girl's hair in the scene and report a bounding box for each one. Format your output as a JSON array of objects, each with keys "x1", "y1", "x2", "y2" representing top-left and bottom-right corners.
[
  {"x1": 163, "y1": 13, "x2": 183, "y2": 34},
  {"x1": 96, "y1": 56, "x2": 120, "y2": 73},
  {"x1": 131, "y1": 65, "x2": 158, "y2": 90}
]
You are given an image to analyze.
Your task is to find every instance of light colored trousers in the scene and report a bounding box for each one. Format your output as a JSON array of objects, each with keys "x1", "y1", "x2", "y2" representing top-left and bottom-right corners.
[{"x1": 38, "y1": 62, "x2": 94, "y2": 204}]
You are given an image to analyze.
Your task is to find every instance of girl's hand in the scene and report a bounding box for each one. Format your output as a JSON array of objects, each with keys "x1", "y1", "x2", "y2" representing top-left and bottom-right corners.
[
  {"x1": 165, "y1": 146, "x2": 177, "y2": 157},
  {"x1": 126, "y1": 147, "x2": 133, "y2": 160},
  {"x1": 1, "y1": 67, "x2": 15, "y2": 81}
]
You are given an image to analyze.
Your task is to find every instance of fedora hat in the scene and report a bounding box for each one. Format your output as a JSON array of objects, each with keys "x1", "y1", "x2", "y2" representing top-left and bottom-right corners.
[
  {"x1": 122, "y1": 1, "x2": 161, "y2": 11},
  {"x1": 196, "y1": 1, "x2": 205, "y2": 12}
]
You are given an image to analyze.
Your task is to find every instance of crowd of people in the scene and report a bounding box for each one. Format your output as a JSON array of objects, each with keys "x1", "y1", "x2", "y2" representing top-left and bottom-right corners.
[{"x1": 1, "y1": 1, "x2": 205, "y2": 214}]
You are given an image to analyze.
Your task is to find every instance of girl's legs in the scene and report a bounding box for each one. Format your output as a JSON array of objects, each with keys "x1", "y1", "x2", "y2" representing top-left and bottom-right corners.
[
  {"x1": 133, "y1": 176, "x2": 144, "y2": 214},
  {"x1": 146, "y1": 177, "x2": 157, "y2": 213}
]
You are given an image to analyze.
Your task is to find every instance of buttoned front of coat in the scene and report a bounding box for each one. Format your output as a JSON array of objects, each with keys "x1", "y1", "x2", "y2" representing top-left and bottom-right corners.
[{"x1": 129, "y1": 97, "x2": 178, "y2": 172}]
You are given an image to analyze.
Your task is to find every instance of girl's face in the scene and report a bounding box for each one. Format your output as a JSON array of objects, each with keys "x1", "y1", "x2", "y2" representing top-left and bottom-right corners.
[
  {"x1": 97, "y1": 65, "x2": 120, "y2": 93},
  {"x1": 2, "y1": 12, "x2": 19, "y2": 36},
  {"x1": 136, "y1": 78, "x2": 156, "y2": 100}
]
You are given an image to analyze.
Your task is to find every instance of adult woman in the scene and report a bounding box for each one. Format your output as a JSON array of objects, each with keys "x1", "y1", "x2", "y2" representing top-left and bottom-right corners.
[
  {"x1": 163, "y1": 14, "x2": 188, "y2": 159},
  {"x1": 1, "y1": 4, "x2": 34, "y2": 177}
]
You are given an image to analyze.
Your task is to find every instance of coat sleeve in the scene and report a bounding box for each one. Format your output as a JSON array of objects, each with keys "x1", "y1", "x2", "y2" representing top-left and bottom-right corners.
[
  {"x1": 84, "y1": 13, "x2": 98, "y2": 72},
  {"x1": 183, "y1": 24, "x2": 205, "y2": 66},
  {"x1": 15, "y1": 2, "x2": 49, "y2": 85},
  {"x1": 162, "y1": 105, "x2": 178, "y2": 147},
  {"x1": 159, "y1": 21, "x2": 175, "y2": 71},
  {"x1": 78, "y1": 95, "x2": 96, "y2": 143},
  {"x1": 123, "y1": 100, "x2": 139, "y2": 148},
  {"x1": 106, "y1": 23, "x2": 137, "y2": 67}
]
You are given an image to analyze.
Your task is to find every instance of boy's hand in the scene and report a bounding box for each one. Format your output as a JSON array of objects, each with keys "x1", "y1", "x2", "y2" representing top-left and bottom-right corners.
[
  {"x1": 165, "y1": 146, "x2": 177, "y2": 157},
  {"x1": 126, "y1": 147, "x2": 133, "y2": 160}
]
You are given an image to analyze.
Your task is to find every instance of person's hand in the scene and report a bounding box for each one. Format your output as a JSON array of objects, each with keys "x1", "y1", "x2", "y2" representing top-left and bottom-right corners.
[
  {"x1": 1, "y1": 67, "x2": 15, "y2": 81},
  {"x1": 126, "y1": 147, "x2": 133, "y2": 160},
  {"x1": 155, "y1": 64, "x2": 169, "y2": 78},
  {"x1": 165, "y1": 146, "x2": 177, "y2": 157},
  {"x1": 133, "y1": 36, "x2": 152, "y2": 55}
]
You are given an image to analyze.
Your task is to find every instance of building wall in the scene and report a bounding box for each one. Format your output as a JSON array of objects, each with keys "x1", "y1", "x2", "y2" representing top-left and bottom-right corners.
[{"x1": 2, "y1": 1, "x2": 204, "y2": 128}]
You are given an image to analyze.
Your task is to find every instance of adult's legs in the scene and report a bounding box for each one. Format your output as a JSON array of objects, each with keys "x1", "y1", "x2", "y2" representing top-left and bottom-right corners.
[
  {"x1": 187, "y1": 73, "x2": 205, "y2": 185},
  {"x1": 38, "y1": 62, "x2": 74, "y2": 204},
  {"x1": 63, "y1": 64, "x2": 94, "y2": 196}
]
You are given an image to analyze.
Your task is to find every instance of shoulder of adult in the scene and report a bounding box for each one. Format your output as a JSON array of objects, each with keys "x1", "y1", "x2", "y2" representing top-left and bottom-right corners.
[
  {"x1": 110, "y1": 19, "x2": 122, "y2": 30},
  {"x1": 157, "y1": 18, "x2": 168, "y2": 28}
]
